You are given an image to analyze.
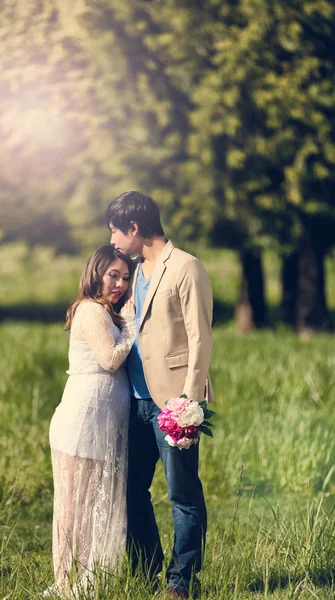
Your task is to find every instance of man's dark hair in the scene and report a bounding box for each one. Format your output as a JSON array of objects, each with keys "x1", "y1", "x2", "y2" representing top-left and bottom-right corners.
[{"x1": 105, "y1": 191, "x2": 165, "y2": 238}]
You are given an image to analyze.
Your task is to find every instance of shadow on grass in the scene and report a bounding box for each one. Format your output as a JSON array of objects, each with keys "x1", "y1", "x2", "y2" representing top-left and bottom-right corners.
[
  {"x1": 0, "y1": 299, "x2": 236, "y2": 326},
  {"x1": 4, "y1": 300, "x2": 333, "y2": 332},
  {"x1": 0, "y1": 303, "x2": 69, "y2": 323},
  {"x1": 212, "y1": 301, "x2": 283, "y2": 329},
  {"x1": 213, "y1": 299, "x2": 235, "y2": 325}
]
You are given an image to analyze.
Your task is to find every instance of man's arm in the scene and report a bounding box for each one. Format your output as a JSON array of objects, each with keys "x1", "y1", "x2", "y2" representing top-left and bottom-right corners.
[{"x1": 177, "y1": 257, "x2": 213, "y2": 402}]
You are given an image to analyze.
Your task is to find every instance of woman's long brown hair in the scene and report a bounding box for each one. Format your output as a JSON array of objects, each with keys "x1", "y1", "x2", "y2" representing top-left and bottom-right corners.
[{"x1": 65, "y1": 245, "x2": 135, "y2": 330}]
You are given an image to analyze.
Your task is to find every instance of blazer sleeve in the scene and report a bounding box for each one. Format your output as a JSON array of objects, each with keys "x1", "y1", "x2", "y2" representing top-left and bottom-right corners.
[{"x1": 177, "y1": 257, "x2": 213, "y2": 403}]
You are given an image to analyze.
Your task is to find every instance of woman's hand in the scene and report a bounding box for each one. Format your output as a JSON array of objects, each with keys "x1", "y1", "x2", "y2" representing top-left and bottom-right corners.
[{"x1": 120, "y1": 299, "x2": 135, "y2": 318}]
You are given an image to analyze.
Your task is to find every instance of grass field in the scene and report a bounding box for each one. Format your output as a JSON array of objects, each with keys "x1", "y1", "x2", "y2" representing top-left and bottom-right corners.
[{"x1": 2, "y1": 244, "x2": 335, "y2": 598}]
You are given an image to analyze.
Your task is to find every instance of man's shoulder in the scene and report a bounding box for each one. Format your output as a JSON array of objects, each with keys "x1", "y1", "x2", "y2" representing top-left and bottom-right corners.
[
  {"x1": 169, "y1": 248, "x2": 209, "y2": 280},
  {"x1": 168, "y1": 245, "x2": 210, "y2": 286},
  {"x1": 169, "y1": 246, "x2": 199, "y2": 266}
]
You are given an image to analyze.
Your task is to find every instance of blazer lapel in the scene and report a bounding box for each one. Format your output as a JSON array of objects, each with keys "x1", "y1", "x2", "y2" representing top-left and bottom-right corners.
[{"x1": 139, "y1": 240, "x2": 174, "y2": 331}]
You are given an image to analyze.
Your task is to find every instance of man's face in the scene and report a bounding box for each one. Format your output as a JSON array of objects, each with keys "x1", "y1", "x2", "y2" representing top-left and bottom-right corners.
[{"x1": 109, "y1": 223, "x2": 140, "y2": 255}]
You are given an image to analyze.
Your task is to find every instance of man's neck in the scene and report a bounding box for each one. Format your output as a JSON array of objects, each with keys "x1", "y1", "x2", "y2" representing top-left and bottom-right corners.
[
  {"x1": 140, "y1": 236, "x2": 167, "y2": 263},
  {"x1": 140, "y1": 236, "x2": 168, "y2": 277}
]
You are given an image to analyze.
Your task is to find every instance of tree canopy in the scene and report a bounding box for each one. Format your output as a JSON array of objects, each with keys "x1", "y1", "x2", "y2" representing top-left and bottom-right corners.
[{"x1": 1, "y1": 0, "x2": 335, "y2": 254}]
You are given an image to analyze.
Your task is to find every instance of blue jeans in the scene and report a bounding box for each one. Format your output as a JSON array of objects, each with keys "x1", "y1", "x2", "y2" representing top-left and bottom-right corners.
[{"x1": 126, "y1": 398, "x2": 207, "y2": 595}]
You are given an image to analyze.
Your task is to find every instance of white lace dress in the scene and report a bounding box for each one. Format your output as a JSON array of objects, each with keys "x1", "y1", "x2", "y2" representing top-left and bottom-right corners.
[{"x1": 49, "y1": 301, "x2": 135, "y2": 592}]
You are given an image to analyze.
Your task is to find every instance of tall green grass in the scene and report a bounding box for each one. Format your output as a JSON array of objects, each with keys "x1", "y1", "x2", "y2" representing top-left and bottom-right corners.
[
  {"x1": 1, "y1": 322, "x2": 335, "y2": 597},
  {"x1": 2, "y1": 242, "x2": 335, "y2": 597}
]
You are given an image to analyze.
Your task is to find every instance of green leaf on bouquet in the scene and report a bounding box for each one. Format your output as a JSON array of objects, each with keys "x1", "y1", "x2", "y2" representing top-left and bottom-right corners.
[
  {"x1": 199, "y1": 425, "x2": 214, "y2": 438},
  {"x1": 204, "y1": 408, "x2": 216, "y2": 419},
  {"x1": 180, "y1": 393, "x2": 188, "y2": 399},
  {"x1": 199, "y1": 401, "x2": 207, "y2": 409},
  {"x1": 202, "y1": 420, "x2": 214, "y2": 427}
]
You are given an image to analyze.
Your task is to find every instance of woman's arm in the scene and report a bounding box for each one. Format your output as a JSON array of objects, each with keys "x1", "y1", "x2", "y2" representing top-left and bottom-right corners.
[{"x1": 79, "y1": 301, "x2": 135, "y2": 372}]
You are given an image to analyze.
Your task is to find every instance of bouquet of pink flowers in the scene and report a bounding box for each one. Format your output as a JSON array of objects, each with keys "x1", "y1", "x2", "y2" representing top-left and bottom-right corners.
[{"x1": 157, "y1": 394, "x2": 215, "y2": 450}]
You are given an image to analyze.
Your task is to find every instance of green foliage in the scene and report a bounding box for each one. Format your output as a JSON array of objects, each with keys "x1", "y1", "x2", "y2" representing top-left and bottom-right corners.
[
  {"x1": 0, "y1": 0, "x2": 196, "y2": 248},
  {"x1": 1, "y1": 1, "x2": 334, "y2": 252},
  {"x1": 189, "y1": 0, "x2": 335, "y2": 251}
]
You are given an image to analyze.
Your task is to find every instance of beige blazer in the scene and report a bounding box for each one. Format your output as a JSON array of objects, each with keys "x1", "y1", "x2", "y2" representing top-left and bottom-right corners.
[{"x1": 129, "y1": 240, "x2": 214, "y2": 409}]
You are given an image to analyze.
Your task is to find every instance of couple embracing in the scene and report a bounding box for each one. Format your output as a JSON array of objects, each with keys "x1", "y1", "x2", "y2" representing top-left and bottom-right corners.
[{"x1": 47, "y1": 191, "x2": 213, "y2": 599}]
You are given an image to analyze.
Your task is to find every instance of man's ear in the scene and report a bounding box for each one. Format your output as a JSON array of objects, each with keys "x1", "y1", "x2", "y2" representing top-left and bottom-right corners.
[{"x1": 129, "y1": 221, "x2": 140, "y2": 236}]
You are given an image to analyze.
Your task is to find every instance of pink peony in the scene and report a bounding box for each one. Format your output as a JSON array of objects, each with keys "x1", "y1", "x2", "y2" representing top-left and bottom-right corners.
[
  {"x1": 166, "y1": 422, "x2": 187, "y2": 441},
  {"x1": 158, "y1": 412, "x2": 186, "y2": 440},
  {"x1": 176, "y1": 437, "x2": 197, "y2": 449},
  {"x1": 158, "y1": 399, "x2": 201, "y2": 450},
  {"x1": 157, "y1": 409, "x2": 175, "y2": 432},
  {"x1": 183, "y1": 426, "x2": 198, "y2": 439},
  {"x1": 166, "y1": 397, "x2": 190, "y2": 416},
  {"x1": 165, "y1": 435, "x2": 198, "y2": 449}
]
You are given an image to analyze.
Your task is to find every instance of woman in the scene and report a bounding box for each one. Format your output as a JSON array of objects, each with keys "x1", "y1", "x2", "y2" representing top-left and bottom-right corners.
[{"x1": 45, "y1": 245, "x2": 135, "y2": 596}]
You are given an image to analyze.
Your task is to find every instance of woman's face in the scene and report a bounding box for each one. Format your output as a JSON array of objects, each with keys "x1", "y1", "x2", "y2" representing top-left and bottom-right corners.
[{"x1": 101, "y1": 258, "x2": 131, "y2": 304}]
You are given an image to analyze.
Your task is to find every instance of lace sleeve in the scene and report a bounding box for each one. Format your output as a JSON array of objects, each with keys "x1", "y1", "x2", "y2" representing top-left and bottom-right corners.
[{"x1": 78, "y1": 301, "x2": 135, "y2": 372}]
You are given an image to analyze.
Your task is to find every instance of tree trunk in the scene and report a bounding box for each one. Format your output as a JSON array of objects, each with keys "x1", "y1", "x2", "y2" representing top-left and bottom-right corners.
[
  {"x1": 235, "y1": 250, "x2": 267, "y2": 333},
  {"x1": 296, "y1": 228, "x2": 333, "y2": 335},
  {"x1": 280, "y1": 252, "x2": 298, "y2": 326}
]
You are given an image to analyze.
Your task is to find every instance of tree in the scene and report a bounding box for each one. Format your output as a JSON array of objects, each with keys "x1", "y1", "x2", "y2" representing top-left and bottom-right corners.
[{"x1": 186, "y1": 0, "x2": 335, "y2": 331}]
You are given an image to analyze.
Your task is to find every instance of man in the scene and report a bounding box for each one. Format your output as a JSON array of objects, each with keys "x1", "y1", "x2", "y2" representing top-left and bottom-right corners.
[{"x1": 105, "y1": 191, "x2": 213, "y2": 598}]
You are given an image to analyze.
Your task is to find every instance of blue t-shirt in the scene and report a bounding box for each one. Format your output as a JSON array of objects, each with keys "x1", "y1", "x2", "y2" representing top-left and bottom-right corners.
[{"x1": 128, "y1": 265, "x2": 152, "y2": 399}]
